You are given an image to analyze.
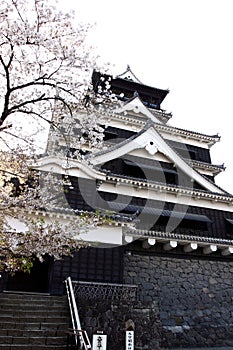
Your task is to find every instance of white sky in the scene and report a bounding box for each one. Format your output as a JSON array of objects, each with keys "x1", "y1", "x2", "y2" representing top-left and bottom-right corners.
[{"x1": 59, "y1": 0, "x2": 233, "y2": 194}]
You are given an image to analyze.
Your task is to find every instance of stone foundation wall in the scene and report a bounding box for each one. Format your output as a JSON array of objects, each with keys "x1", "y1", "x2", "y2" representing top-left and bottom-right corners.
[
  {"x1": 77, "y1": 299, "x2": 162, "y2": 350},
  {"x1": 124, "y1": 253, "x2": 233, "y2": 348},
  {"x1": 3, "y1": 251, "x2": 233, "y2": 348}
]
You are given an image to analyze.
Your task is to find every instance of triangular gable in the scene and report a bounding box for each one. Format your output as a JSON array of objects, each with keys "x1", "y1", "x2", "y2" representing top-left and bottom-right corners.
[
  {"x1": 114, "y1": 94, "x2": 162, "y2": 124},
  {"x1": 116, "y1": 65, "x2": 143, "y2": 84},
  {"x1": 88, "y1": 125, "x2": 226, "y2": 194}
]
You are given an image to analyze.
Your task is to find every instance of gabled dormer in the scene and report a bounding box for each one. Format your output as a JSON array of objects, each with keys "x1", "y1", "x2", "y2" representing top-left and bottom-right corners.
[
  {"x1": 88, "y1": 123, "x2": 226, "y2": 195},
  {"x1": 114, "y1": 92, "x2": 163, "y2": 124}
]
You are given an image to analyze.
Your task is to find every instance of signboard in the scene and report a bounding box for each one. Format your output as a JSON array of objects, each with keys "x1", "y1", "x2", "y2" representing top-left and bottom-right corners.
[
  {"x1": 126, "y1": 330, "x2": 134, "y2": 350},
  {"x1": 92, "y1": 332, "x2": 107, "y2": 350}
]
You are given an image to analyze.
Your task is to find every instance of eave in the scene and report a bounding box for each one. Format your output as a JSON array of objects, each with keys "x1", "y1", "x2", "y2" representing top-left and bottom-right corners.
[
  {"x1": 107, "y1": 105, "x2": 219, "y2": 147},
  {"x1": 92, "y1": 70, "x2": 169, "y2": 104},
  {"x1": 188, "y1": 160, "x2": 225, "y2": 176},
  {"x1": 102, "y1": 173, "x2": 233, "y2": 205},
  {"x1": 155, "y1": 124, "x2": 220, "y2": 147},
  {"x1": 123, "y1": 229, "x2": 233, "y2": 256},
  {"x1": 111, "y1": 78, "x2": 169, "y2": 103},
  {"x1": 32, "y1": 155, "x2": 106, "y2": 181},
  {"x1": 28, "y1": 207, "x2": 133, "y2": 227}
]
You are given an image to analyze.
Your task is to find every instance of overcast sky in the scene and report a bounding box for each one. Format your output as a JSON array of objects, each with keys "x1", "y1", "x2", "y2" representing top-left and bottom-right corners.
[{"x1": 58, "y1": 0, "x2": 233, "y2": 194}]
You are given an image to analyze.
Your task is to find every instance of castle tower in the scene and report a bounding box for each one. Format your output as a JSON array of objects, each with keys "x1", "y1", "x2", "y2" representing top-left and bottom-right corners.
[{"x1": 3, "y1": 66, "x2": 233, "y2": 348}]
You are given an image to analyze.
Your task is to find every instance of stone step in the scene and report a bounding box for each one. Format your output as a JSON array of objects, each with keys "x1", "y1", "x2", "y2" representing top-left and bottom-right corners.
[
  {"x1": 0, "y1": 294, "x2": 67, "y2": 305},
  {"x1": 1, "y1": 292, "x2": 64, "y2": 299},
  {"x1": 0, "y1": 315, "x2": 68, "y2": 323},
  {"x1": 0, "y1": 292, "x2": 70, "y2": 349},
  {"x1": 0, "y1": 335, "x2": 67, "y2": 345},
  {"x1": 0, "y1": 298, "x2": 67, "y2": 304},
  {"x1": 0, "y1": 321, "x2": 68, "y2": 330},
  {"x1": 0, "y1": 294, "x2": 67, "y2": 304},
  {"x1": 0, "y1": 310, "x2": 69, "y2": 317},
  {"x1": 0, "y1": 308, "x2": 67, "y2": 315},
  {"x1": 0, "y1": 328, "x2": 65, "y2": 337},
  {"x1": 0, "y1": 303, "x2": 67, "y2": 310},
  {"x1": 1, "y1": 293, "x2": 62, "y2": 302},
  {"x1": 0, "y1": 305, "x2": 67, "y2": 312}
]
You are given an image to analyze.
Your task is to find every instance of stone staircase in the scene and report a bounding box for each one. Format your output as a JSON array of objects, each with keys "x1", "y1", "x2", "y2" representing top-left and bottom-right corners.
[{"x1": 0, "y1": 292, "x2": 70, "y2": 350}]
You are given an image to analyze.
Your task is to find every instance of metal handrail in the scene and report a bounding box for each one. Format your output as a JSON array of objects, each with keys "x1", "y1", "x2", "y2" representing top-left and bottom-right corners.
[{"x1": 65, "y1": 276, "x2": 92, "y2": 350}]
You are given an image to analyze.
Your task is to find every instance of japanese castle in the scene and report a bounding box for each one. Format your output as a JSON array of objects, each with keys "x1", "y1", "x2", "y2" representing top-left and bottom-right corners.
[{"x1": 2, "y1": 66, "x2": 233, "y2": 349}]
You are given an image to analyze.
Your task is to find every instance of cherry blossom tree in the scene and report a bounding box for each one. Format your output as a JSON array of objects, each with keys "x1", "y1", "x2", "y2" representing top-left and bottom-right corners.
[
  {"x1": 0, "y1": 147, "x2": 108, "y2": 273},
  {"x1": 0, "y1": 0, "x2": 94, "y2": 129},
  {"x1": 0, "y1": 0, "x2": 110, "y2": 273}
]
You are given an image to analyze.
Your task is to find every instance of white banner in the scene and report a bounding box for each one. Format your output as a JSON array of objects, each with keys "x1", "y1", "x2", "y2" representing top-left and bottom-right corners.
[
  {"x1": 92, "y1": 333, "x2": 107, "y2": 350},
  {"x1": 126, "y1": 330, "x2": 134, "y2": 350}
]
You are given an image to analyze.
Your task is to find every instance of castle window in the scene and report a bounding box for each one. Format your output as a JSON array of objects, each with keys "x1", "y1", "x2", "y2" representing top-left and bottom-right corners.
[
  {"x1": 123, "y1": 159, "x2": 178, "y2": 184},
  {"x1": 104, "y1": 130, "x2": 118, "y2": 141},
  {"x1": 225, "y1": 218, "x2": 233, "y2": 236}
]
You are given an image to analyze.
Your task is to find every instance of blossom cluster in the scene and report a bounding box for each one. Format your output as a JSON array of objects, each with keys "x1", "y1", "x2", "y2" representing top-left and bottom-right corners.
[{"x1": 0, "y1": 0, "x2": 115, "y2": 273}]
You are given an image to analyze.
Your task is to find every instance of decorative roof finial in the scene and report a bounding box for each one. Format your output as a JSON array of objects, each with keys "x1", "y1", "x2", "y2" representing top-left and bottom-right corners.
[{"x1": 116, "y1": 66, "x2": 142, "y2": 84}]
